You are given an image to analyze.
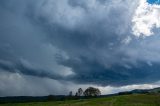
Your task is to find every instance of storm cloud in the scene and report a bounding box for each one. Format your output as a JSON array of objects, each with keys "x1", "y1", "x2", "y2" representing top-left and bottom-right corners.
[{"x1": 1, "y1": 0, "x2": 160, "y2": 96}]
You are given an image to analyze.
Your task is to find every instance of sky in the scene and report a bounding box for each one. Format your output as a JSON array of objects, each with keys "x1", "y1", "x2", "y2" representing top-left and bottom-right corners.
[
  {"x1": 0, "y1": 0, "x2": 160, "y2": 97},
  {"x1": 147, "y1": 0, "x2": 160, "y2": 4}
]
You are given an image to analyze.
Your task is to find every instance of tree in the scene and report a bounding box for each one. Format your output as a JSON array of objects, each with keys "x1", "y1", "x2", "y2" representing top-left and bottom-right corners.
[
  {"x1": 77, "y1": 88, "x2": 83, "y2": 96},
  {"x1": 75, "y1": 92, "x2": 78, "y2": 96},
  {"x1": 83, "y1": 87, "x2": 101, "y2": 97},
  {"x1": 69, "y1": 91, "x2": 73, "y2": 96}
]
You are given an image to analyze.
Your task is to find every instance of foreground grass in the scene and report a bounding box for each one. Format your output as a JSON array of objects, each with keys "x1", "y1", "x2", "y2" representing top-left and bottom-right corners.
[{"x1": 1, "y1": 94, "x2": 160, "y2": 106}]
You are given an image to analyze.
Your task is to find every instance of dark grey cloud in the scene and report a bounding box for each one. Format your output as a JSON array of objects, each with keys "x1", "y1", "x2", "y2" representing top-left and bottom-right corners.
[
  {"x1": 0, "y1": 60, "x2": 63, "y2": 80},
  {"x1": 0, "y1": 0, "x2": 160, "y2": 96},
  {"x1": 59, "y1": 56, "x2": 160, "y2": 86}
]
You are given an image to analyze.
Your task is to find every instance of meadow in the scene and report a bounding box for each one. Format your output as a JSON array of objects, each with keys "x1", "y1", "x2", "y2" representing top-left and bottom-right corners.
[{"x1": 0, "y1": 94, "x2": 160, "y2": 106}]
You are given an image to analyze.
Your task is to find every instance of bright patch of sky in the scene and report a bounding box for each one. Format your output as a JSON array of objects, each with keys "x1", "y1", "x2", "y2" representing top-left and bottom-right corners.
[
  {"x1": 147, "y1": 0, "x2": 160, "y2": 4},
  {"x1": 132, "y1": 0, "x2": 160, "y2": 37}
]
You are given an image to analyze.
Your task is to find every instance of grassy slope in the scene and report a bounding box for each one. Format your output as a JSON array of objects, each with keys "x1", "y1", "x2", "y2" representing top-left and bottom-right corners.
[{"x1": 1, "y1": 94, "x2": 160, "y2": 106}]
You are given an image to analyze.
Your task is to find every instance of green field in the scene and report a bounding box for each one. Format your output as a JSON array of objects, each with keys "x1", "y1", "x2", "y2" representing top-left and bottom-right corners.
[{"x1": 1, "y1": 94, "x2": 160, "y2": 106}]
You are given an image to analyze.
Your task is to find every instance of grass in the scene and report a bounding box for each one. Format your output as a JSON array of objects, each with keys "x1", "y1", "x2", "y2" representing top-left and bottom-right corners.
[{"x1": 1, "y1": 94, "x2": 160, "y2": 106}]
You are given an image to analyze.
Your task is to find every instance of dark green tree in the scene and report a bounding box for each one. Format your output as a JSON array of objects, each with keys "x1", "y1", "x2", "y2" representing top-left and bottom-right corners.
[
  {"x1": 77, "y1": 88, "x2": 83, "y2": 96},
  {"x1": 84, "y1": 87, "x2": 101, "y2": 96},
  {"x1": 75, "y1": 92, "x2": 78, "y2": 96},
  {"x1": 69, "y1": 91, "x2": 73, "y2": 96}
]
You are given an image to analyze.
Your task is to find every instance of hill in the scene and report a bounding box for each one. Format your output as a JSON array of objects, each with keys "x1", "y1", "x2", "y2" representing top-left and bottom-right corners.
[
  {"x1": 118, "y1": 87, "x2": 160, "y2": 95},
  {"x1": 149, "y1": 87, "x2": 160, "y2": 93}
]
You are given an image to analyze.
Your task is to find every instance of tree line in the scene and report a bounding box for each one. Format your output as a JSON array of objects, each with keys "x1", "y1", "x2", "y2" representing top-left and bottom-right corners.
[
  {"x1": 47, "y1": 87, "x2": 101, "y2": 101},
  {"x1": 69, "y1": 87, "x2": 101, "y2": 97}
]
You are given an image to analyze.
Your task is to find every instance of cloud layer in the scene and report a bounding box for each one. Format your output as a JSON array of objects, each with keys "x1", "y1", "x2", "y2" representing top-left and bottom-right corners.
[
  {"x1": 132, "y1": 0, "x2": 160, "y2": 37},
  {"x1": 0, "y1": 0, "x2": 160, "y2": 96}
]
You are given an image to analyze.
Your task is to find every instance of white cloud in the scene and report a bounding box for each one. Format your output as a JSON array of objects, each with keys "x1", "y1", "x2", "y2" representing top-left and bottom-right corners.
[
  {"x1": 122, "y1": 36, "x2": 132, "y2": 44},
  {"x1": 132, "y1": 0, "x2": 160, "y2": 37},
  {"x1": 98, "y1": 83, "x2": 159, "y2": 95}
]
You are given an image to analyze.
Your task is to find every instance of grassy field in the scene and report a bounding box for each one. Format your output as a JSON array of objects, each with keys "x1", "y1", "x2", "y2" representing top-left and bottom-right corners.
[{"x1": 0, "y1": 94, "x2": 160, "y2": 106}]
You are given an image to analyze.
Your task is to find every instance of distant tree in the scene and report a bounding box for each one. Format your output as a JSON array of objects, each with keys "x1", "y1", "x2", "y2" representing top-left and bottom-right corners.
[
  {"x1": 84, "y1": 87, "x2": 101, "y2": 97},
  {"x1": 69, "y1": 91, "x2": 73, "y2": 96},
  {"x1": 75, "y1": 92, "x2": 78, "y2": 96},
  {"x1": 77, "y1": 88, "x2": 83, "y2": 96}
]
